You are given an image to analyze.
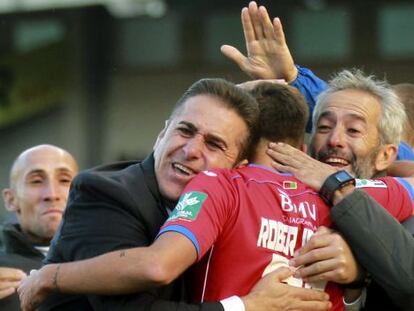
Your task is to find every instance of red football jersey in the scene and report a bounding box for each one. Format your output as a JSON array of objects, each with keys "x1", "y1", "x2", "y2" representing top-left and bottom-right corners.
[{"x1": 160, "y1": 165, "x2": 413, "y2": 311}]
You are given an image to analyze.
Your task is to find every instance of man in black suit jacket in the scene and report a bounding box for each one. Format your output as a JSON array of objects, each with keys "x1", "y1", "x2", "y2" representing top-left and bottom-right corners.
[
  {"x1": 220, "y1": 2, "x2": 414, "y2": 309},
  {"x1": 35, "y1": 78, "x2": 330, "y2": 311}
]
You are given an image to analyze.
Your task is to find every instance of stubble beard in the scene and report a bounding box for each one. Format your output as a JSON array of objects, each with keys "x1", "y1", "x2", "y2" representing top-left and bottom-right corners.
[{"x1": 310, "y1": 144, "x2": 381, "y2": 179}]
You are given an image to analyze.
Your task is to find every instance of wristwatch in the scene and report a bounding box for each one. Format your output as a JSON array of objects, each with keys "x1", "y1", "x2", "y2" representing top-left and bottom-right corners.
[{"x1": 319, "y1": 170, "x2": 355, "y2": 205}]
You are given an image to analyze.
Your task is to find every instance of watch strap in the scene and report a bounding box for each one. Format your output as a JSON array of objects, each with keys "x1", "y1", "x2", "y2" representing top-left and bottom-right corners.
[{"x1": 319, "y1": 170, "x2": 355, "y2": 205}]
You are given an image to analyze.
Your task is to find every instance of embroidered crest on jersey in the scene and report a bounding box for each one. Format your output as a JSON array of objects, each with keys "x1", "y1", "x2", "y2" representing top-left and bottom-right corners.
[
  {"x1": 283, "y1": 181, "x2": 297, "y2": 190},
  {"x1": 355, "y1": 179, "x2": 387, "y2": 188},
  {"x1": 168, "y1": 191, "x2": 207, "y2": 221}
]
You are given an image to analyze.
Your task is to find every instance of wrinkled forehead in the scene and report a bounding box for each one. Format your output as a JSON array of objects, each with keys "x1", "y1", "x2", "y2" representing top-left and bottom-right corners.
[
  {"x1": 317, "y1": 89, "x2": 382, "y2": 122},
  {"x1": 172, "y1": 95, "x2": 246, "y2": 128},
  {"x1": 170, "y1": 95, "x2": 249, "y2": 152},
  {"x1": 11, "y1": 149, "x2": 77, "y2": 186}
]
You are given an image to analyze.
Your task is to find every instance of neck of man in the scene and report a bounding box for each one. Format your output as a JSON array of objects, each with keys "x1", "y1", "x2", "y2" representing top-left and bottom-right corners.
[
  {"x1": 249, "y1": 139, "x2": 277, "y2": 168},
  {"x1": 249, "y1": 138, "x2": 303, "y2": 169},
  {"x1": 21, "y1": 228, "x2": 52, "y2": 246}
]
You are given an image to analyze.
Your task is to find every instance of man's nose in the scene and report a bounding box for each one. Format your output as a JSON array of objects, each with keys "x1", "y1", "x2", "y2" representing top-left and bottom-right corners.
[
  {"x1": 42, "y1": 181, "x2": 61, "y2": 201},
  {"x1": 328, "y1": 126, "x2": 346, "y2": 148},
  {"x1": 183, "y1": 136, "x2": 204, "y2": 160}
]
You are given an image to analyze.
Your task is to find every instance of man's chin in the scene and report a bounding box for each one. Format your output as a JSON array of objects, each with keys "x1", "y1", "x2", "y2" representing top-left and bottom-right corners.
[{"x1": 159, "y1": 184, "x2": 183, "y2": 203}]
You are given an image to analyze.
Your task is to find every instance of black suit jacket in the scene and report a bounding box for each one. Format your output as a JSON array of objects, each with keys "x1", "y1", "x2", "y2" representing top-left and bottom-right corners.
[
  {"x1": 0, "y1": 224, "x2": 45, "y2": 311},
  {"x1": 332, "y1": 190, "x2": 414, "y2": 311},
  {"x1": 42, "y1": 154, "x2": 222, "y2": 311}
]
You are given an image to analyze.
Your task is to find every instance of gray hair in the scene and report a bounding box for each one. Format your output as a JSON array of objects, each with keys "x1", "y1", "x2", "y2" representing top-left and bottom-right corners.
[{"x1": 312, "y1": 69, "x2": 406, "y2": 145}]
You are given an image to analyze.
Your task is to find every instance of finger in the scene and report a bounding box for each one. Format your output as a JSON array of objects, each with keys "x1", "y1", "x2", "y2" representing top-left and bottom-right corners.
[
  {"x1": 266, "y1": 149, "x2": 302, "y2": 172},
  {"x1": 270, "y1": 160, "x2": 296, "y2": 175},
  {"x1": 290, "y1": 286, "x2": 330, "y2": 302},
  {"x1": 271, "y1": 266, "x2": 295, "y2": 282},
  {"x1": 0, "y1": 267, "x2": 27, "y2": 281},
  {"x1": 0, "y1": 286, "x2": 16, "y2": 299},
  {"x1": 241, "y1": 6, "x2": 256, "y2": 46},
  {"x1": 314, "y1": 226, "x2": 333, "y2": 236},
  {"x1": 220, "y1": 45, "x2": 248, "y2": 70},
  {"x1": 248, "y1": 1, "x2": 264, "y2": 40},
  {"x1": 304, "y1": 270, "x2": 339, "y2": 284},
  {"x1": 237, "y1": 80, "x2": 261, "y2": 91},
  {"x1": 268, "y1": 142, "x2": 298, "y2": 158},
  {"x1": 0, "y1": 280, "x2": 21, "y2": 291},
  {"x1": 291, "y1": 235, "x2": 332, "y2": 264},
  {"x1": 237, "y1": 79, "x2": 287, "y2": 90},
  {"x1": 296, "y1": 258, "x2": 338, "y2": 280},
  {"x1": 259, "y1": 6, "x2": 276, "y2": 40},
  {"x1": 293, "y1": 300, "x2": 332, "y2": 311},
  {"x1": 265, "y1": 143, "x2": 301, "y2": 171},
  {"x1": 273, "y1": 17, "x2": 287, "y2": 45}
]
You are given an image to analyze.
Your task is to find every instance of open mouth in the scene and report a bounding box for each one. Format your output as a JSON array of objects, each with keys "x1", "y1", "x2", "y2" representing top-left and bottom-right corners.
[
  {"x1": 173, "y1": 163, "x2": 196, "y2": 176},
  {"x1": 323, "y1": 157, "x2": 350, "y2": 167}
]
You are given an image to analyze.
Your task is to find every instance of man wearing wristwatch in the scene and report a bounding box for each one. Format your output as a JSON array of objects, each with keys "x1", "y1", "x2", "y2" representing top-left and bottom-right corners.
[
  {"x1": 17, "y1": 79, "x2": 334, "y2": 311},
  {"x1": 268, "y1": 67, "x2": 414, "y2": 310},
  {"x1": 221, "y1": 3, "x2": 414, "y2": 310},
  {"x1": 266, "y1": 67, "x2": 414, "y2": 310},
  {"x1": 18, "y1": 82, "x2": 413, "y2": 311}
]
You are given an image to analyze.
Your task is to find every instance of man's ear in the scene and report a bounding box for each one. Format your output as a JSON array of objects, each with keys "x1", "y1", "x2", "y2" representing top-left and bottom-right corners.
[
  {"x1": 374, "y1": 144, "x2": 398, "y2": 172},
  {"x1": 2, "y1": 188, "x2": 18, "y2": 213},
  {"x1": 153, "y1": 120, "x2": 169, "y2": 151}
]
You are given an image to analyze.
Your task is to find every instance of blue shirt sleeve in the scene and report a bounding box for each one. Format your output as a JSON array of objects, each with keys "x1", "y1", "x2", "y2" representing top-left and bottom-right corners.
[
  {"x1": 396, "y1": 141, "x2": 414, "y2": 161},
  {"x1": 290, "y1": 65, "x2": 328, "y2": 133}
]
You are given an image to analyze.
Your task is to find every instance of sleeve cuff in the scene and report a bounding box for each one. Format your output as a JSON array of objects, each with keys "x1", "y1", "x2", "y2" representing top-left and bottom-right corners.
[
  {"x1": 220, "y1": 296, "x2": 245, "y2": 311},
  {"x1": 344, "y1": 288, "x2": 366, "y2": 311}
]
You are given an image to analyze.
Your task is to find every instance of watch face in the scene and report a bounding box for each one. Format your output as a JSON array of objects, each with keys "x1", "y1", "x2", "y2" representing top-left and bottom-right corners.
[{"x1": 336, "y1": 170, "x2": 352, "y2": 182}]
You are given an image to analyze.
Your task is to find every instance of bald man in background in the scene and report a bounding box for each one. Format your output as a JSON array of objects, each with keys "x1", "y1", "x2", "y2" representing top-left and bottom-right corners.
[{"x1": 0, "y1": 144, "x2": 78, "y2": 310}]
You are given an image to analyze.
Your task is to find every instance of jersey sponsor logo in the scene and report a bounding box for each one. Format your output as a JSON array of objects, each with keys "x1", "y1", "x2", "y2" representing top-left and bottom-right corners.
[
  {"x1": 355, "y1": 179, "x2": 387, "y2": 188},
  {"x1": 284, "y1": 216, "x2": 318, "y2": 231},
  {"x1": 278, "y1": 189, "x2": 317, "y2": 221},
  {"x1": 168, "y1": 191, "x2": 207, "y2": 221},
  {"x1": 202, "y1": 170, "x2": 217, "y2": 177}
]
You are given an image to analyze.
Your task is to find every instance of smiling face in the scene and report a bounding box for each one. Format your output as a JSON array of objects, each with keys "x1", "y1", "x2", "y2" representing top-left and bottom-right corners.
[
  {"x1": 2, "y1": 145, "x2": 78, "y2": 243},
  {"x1": 310, "y1": 89, "x2": 386, "y2": 178},
  {"x1": 153, "y1": 94, "x2": 249, "y2": 201}
]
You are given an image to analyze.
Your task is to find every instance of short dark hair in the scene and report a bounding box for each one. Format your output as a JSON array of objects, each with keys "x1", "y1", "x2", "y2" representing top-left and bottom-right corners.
[
  {"x1": 170, "y1": 78, "x2": 259, "y2": 162},
  {"x1": 249, "y1": 82, "x2": 309, "y2": 150}
]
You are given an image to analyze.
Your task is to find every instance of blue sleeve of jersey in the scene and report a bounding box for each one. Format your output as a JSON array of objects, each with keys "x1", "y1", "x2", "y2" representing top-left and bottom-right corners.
[
  {"x1": 290, "y1": 65, "x2": 328, "y2": 132},
  {"x1": 157, "y1": 225, "x2": 200, "y2": 256},
  {"x1": 396, "y1": 141, "x2": 414, "y2": 161},
  {"x1": 395, "y1": 177, "x2": 414, "y2": 203}
]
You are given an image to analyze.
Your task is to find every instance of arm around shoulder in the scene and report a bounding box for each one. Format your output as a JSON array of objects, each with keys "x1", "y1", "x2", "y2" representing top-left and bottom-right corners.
[{"x1": 331, "y1": 190, "x2": 414, "y2": 306}]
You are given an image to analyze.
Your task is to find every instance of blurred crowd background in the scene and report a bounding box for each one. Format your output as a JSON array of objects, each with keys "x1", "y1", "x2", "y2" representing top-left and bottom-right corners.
[{"x1": 0, "y1": 0, "x2": 414, "y2": 222}]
